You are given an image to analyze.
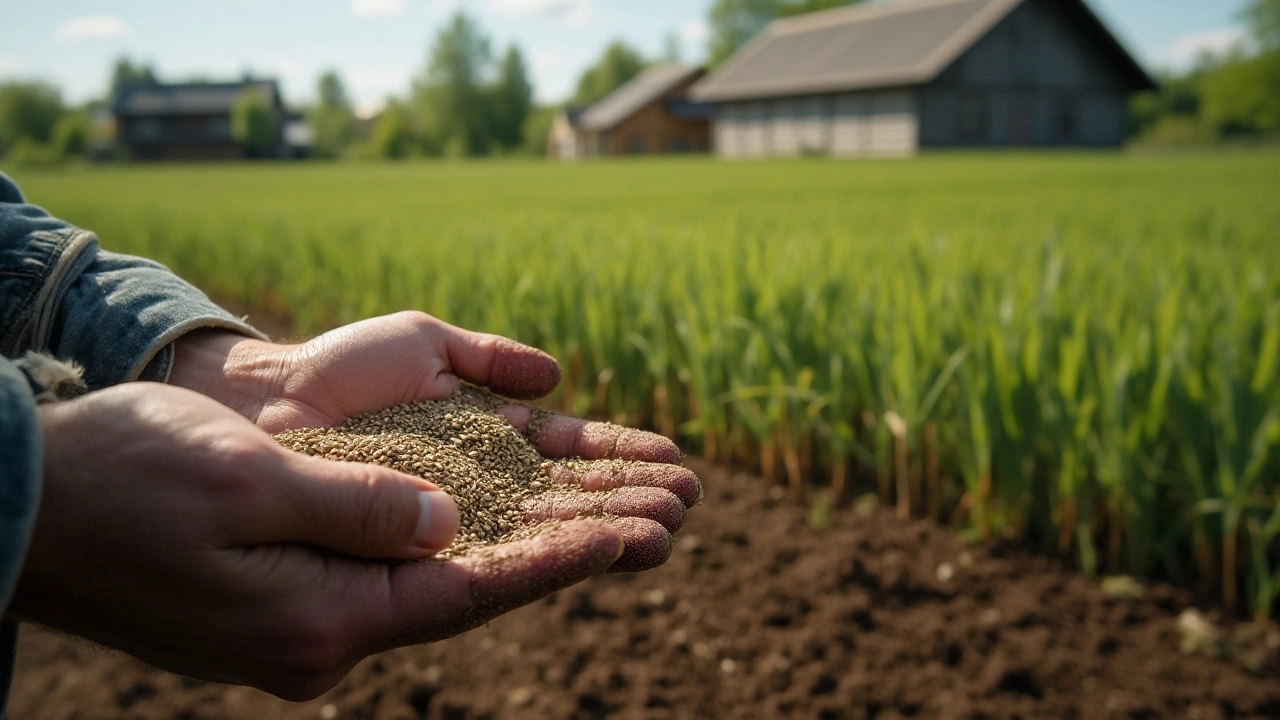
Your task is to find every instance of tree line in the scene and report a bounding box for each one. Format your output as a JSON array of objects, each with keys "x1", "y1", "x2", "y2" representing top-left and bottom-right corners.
[{"x1": 1, "y1": 0, "x2": 1275, "y2": 163}]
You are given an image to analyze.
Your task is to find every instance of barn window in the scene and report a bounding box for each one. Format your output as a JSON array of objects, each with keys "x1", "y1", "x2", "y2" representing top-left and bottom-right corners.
[
  {"x1": 1053, "y1": 100, "x2": 1077, "y2": 141},
  {"x1": 207, "y1": 117, "x2": 231, "y2": 139},
  {"x1": 630, "y1": 134, "x2": 647, "y2": 154},
  {"x1": 134, "y1": 118, "x2": 160, "y2": 142},
  {"x1": 959, "y1": 94, "x2": 986, "y2": 143}
]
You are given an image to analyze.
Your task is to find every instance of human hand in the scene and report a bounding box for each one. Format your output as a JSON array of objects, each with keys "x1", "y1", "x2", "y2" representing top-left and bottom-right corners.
[
  {"x1": 169, "y1": 312, "x2": 701, "y2": 569},
  {"x1": 12, "y1": 382, "x2": 637, "y2": 699}
]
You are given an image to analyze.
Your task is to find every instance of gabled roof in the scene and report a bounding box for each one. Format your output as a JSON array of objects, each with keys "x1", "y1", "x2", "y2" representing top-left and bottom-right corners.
[
  {"x1": 113, "y1": 80, "x2": 281, "y2": 116},
  {"x1": 690, "y1": 0, "x2": 1154, "y2": 102},
  {"x1": 579, "y1": 65, "x2": 705, "y2": 131}
]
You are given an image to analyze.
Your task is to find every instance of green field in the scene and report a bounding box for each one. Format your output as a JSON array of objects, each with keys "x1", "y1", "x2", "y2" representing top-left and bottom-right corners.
[{"x1": 10, "y1": 152, "x2": 1280, "y2": 616}]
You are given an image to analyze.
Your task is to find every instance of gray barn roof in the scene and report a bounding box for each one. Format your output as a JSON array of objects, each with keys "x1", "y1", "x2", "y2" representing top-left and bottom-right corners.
[
  {"x1": 578, "y1": 65, "x2": 704, "y2": 131},
  {"x1": 690, "y1": 0, "x2": 1154, "y2": 102},
  {"x1": 113, "y1": 80, "x2": 281, "y2": 116}
]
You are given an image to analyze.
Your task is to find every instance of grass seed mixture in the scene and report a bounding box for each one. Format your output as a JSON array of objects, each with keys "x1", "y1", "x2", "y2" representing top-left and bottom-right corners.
[{"x1": 274, "y1": 385, "x2": 597, "y2": 557}]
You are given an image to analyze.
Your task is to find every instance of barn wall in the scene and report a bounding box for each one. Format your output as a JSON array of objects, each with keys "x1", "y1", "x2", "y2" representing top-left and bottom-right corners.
[
  {"x1": 921, "y1": 0, "x2": 1128, "y2": 148},
  {"x1": 713, "y1": 88, "x2": 917, "y2": 158}
]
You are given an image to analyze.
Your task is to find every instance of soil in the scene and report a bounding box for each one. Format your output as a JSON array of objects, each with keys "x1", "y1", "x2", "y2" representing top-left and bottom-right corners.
[{"x1": 11, "y1": 459, "x2": 1280, "y2": 720}]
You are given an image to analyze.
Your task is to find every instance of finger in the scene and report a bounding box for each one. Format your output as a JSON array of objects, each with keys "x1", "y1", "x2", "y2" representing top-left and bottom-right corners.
[
  {"x1": 258, "y1": 453, "x2": 460, "y2": 559},
  {"x1": 437, "y1": 321, "x2": 561, "y2": 400},
  {"x1": 544, "y1": 460, "x2": 703, "y2": 508},
  {"x1": 494, "y1": 405, "x2": 681, "y2": 464},
  {"x1": 605, "y1": 516, "x2": 673, "y2": 573},
  {"x1": 522, "y1": 487, "x2": 686, "y2": 533},
  {"x1": 371, "y1": 520, "x2": 623, "y2": 649}
]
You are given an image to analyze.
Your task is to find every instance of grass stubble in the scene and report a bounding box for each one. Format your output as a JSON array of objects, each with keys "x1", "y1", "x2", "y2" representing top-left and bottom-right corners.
[{"x1": 273, "y1": 385, "x2": 624, "y2": 558}]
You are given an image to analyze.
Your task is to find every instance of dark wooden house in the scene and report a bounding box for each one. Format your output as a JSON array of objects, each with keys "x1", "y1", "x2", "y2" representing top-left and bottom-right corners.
[
  {"x1": 690, "y1": 0, "x2": 1155, "y2": 157},
  {"x1": 550, "y1": 65, "x2": 712, "y2": 159},
  {"x1": 113, "y1": 80, "x2": 286, "y2": 160}
]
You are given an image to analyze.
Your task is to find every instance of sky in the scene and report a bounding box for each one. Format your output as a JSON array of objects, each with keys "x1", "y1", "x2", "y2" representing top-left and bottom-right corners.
[{"x1": 0, "y1": 0, "x2": 1257, "y2": 115}]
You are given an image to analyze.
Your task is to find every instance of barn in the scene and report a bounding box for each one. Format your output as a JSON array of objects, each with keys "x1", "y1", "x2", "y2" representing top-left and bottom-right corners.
[
  {"x1": 550, "y1": 65, "x2": 712, "y2": 159},
  {"x1": 689, "y1": 0, "x2": 1155, "y2": 157},
  {"x1": 113, "y1": 79, "x2": 287, "y2": 161}
]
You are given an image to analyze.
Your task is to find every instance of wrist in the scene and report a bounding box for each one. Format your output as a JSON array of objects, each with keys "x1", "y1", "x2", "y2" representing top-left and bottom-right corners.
[{"x1": 167, "y1": 330, "x2": 282, "y2": 420}]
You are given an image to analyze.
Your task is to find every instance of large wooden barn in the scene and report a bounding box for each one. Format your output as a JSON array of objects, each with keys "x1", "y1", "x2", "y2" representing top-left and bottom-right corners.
[{"x1": 689, "y1": 0, "x2": 1155, "y2": 157}]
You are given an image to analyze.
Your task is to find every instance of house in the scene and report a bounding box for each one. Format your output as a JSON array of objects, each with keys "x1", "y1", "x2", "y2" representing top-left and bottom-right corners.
[
  {"x1": 689, "y1": 0, "x2": 1155, "y2": 158},
  {"x1": 113, "y1": 79, "x2": 286, "y2": 160},
  {"x1": 547, "y1": 105, "x2": 588, "y2": 160},
  {"x1": 549, "y1": 65, "x2": 713, "y2": 159}
]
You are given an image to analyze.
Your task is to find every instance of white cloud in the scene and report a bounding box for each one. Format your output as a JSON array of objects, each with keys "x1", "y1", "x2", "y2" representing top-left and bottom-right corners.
[
  {"x1": 680, "y1": 19, "x2": 710, "y2": 46},
  {"x1": 1153, "y1": 27, "x2": 1249, "y2": 70},
  {"x1": 349, "y1": 68, "x2": 412, "y2": 116},
  {"x1": 0, "y1": 55, "x2": 25, "y2": 76},
  {"x1": 486, "y1": 0, "x2": 595, "y2": 26},
  {"x1": 531, "y1": 50, "x2": 566, "y2": 73},
  {"x1": 55, "y1": 15, "x2": 131, "y2": 42},
  {"x1": 351, "y1": 0, "x2": 406, "y2": 18}
]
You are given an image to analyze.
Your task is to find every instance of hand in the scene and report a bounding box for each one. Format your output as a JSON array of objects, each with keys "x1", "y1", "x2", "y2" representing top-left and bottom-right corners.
[
  {"x1": 169, "y1": 312, "x2": 703, "y2": 564},
  {"x1": 12, "y1": 383, "x2": 636, "y2": 700}
]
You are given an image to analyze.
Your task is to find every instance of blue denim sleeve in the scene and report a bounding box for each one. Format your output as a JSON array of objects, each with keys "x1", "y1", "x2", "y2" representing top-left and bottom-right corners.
[
  {"x1": 0, "y1": 171, "x2": 267, "y2": 390},
  {"x1": 0, "y1": 358, "x2": 41, "y2": 717}
]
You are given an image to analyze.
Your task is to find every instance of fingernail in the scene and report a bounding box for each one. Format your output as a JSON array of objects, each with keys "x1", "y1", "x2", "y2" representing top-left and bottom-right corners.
[{"x1": 416, "y1": 491, "x2": 460, "y2": 551}]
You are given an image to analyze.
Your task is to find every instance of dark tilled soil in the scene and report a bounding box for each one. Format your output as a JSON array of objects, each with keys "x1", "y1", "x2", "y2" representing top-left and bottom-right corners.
[{"x1": 12, "y1": 459, "x2": 1280, "y2": 720}]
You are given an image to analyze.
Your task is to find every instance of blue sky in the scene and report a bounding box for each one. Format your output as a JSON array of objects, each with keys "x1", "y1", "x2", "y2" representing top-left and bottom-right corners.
[{"x1": 0, "y1": 0, "x2": 1255, "y2": 114}]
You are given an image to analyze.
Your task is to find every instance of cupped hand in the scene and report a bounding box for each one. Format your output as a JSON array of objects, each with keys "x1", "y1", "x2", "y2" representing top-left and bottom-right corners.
[{"x1": 13, "y1": 382, "x2": 644, "y2": 699}]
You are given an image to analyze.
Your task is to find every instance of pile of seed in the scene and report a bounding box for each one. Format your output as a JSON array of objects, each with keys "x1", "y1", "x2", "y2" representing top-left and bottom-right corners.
[{"x1": 274, "y1": 385, "x2": 573, "y2": 557}]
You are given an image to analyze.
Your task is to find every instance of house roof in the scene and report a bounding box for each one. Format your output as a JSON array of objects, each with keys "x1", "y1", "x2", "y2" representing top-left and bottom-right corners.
[
  {"x1": 689, "y1": 0, "x2": 1154, "y2": 103},
  {"x1": 578, "y1": 65, "x2": 705, "y2": 131},
  {"x1": 113, "y1": 80, "x2": 281, "y2": 116}
]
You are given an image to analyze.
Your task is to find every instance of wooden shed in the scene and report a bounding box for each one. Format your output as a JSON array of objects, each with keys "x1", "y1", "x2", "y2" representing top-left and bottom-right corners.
[
  {"x1": 553, "y1": 65, "x2": 712, "y2": 159},
  {"x1": 113, "y1": 79, "x2": 286, "y2": 161},
  {"x1": 689, "y1": 0, "x2": 1155, "y2": 157}
]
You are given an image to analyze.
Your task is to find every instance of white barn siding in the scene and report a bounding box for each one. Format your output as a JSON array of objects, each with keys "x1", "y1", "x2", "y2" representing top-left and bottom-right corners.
[{"x1": 715, "y1": 90, "x2": 916, "y2": 158}]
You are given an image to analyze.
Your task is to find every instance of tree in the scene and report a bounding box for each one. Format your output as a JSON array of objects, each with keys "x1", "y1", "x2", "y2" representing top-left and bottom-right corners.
[
  {"x1": 1244, "y1": 0, "x2": 1280, "y2": 50},
  {"x1": 521, "y1": 105, "x2": 557, "y2": 156},
  {"x1": 51, "y1": 110, "x2": 89, "y2": 158},
  {"x1": 706, "y1": 0, "x2": 862, "y2": 66},
  {"x1": 1200, "y1": 50, "x2": 1280, "y2": 136},
  {"x1": 308, "y1": 71, "x2": 356, "y2": 158},
  {"x1": 413, "y1": 12, "x2": 494, "y2": 157},
  {"x1": 109, "y1": 57, "x2": 157, "y2": 99},
  {"x1": 489, "y1": 46, "x2": 533, "y2": 151},
  {"x1": 574, "y1": 41, "x2": 646, "y2": 104},
  {"x1": 0, "y1": 82, "x2": 64, "y2": 156},
  {"x1": 231, "y1": 88, "x2": 278, "y2": 158},
  {"x1": 371, "y1": 102, "x2": 412, "y2": 159}
]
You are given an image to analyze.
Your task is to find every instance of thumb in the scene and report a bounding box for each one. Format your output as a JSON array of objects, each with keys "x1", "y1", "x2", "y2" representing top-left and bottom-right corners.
[{"x1": 263, "y1": 454, "x2": 460, "y2": 559}]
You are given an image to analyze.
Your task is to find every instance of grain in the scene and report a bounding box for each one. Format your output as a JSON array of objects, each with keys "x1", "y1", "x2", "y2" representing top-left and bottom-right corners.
[{"x1": 274, "y1": 385, "x2": 576, "y2": 557}]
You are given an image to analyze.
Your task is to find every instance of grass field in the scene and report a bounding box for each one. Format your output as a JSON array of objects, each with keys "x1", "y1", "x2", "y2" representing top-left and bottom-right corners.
[{"x1": 10, "y1": 152, "x2": 1280, "y2": 616}]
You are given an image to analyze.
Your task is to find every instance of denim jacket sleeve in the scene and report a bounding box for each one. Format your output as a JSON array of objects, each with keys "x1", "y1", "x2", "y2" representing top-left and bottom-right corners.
[{"x1": 0, "y1": 170, "x2": 269, "y2": 713}]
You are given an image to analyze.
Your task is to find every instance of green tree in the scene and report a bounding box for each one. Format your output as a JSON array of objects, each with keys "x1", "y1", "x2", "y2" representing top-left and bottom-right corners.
[
  {"x1": 0, "y1": 82, "x2": 64, "y2": 156},
  {"x1": 308, "y1": 70, "x2": 356, "y2": 159},
  {"x1": 51, "y1": 110, "x2": 89, "y2": 158},
  {"x1": 489, "y1": 45, "x2": 533, "y2": 151},
  {"x1": 1244, "y1": 0, "x2": 1280, "y2": 50},
  {"x1": 521, "y1": 105, "x2": 557, "y2": 156},
  {"x1": 231, "y1": 88, "x2": 278, "y2": 158},
  {"x1": 707, "y1": 0, "x2": 862, "y2": 66},
  {"x1": 1200, "y1": 50, "x2": 1280, "y2": 135},
  {"x1": 413, "y1": 12, "x2": 493, "y2": 157},
  {"x1": 371, "y1": 102, "x2": 412, "y2": 159},
  {"x1": 574, "y1": 41, "x2": 646, "y2": 104},
  {"x1": 109, "y1": 57, "x2": 157, "y2": 100}
]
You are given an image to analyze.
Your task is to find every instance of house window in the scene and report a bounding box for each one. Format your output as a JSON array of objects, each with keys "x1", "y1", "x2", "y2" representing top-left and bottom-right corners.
[
  {"x1": 134, "y1": 118, "x2": 160, "y2": 142},
  {"x1": 670, "y1": 136, "x2": 691, "y2": 153},
  {"x1": 629, "y1": 134, "x2": 647, "y2": 154},
  {"x1": 959, "y1": 94, "x2": 986, "y2": 143},
  {"x1": 1053, "y1": 99, "x2": 1077, "y2": 142},
  {"x1": 207, "y1": 117, "x2": 231, "y2": 140}
]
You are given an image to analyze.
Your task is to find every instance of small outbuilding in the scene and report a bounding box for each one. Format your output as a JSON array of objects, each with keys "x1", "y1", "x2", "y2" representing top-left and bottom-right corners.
[
  {"x1": 113, "y1": 79, "x2": 286, "y2": 160},
  {"x1": 689, "y1": 0, "x2": 1155, "y2": 157},
  {"x1": 549, "y1": 65, "x2": 712, "y2": 160}
]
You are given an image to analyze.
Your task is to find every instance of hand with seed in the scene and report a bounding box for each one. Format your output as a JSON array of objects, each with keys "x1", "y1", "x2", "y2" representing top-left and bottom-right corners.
[
  {"x1": 13, "y1": 382, "x2": 674, "y2": 700},
  {"x1": 169, "y1": 310, "x2": 699, "y2": 572}
]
